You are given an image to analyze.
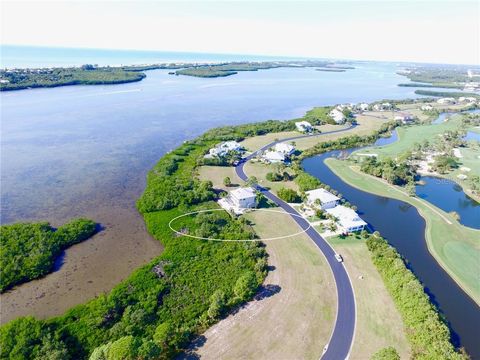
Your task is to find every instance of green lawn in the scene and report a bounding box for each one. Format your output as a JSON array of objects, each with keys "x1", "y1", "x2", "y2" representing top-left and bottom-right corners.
[{"x1": 325, "y1": 158, "x2": 480, "y2": 304}]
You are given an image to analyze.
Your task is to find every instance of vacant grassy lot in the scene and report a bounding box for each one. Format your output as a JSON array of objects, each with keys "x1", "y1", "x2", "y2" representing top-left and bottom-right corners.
[
  {"x1": 328, "y1": 235, "x2": 410, "y2": 359},
  {"x1": 240, "y1": 114, "x2": 388, "y2": 153},
  {"x1": 326, "y1": 158, "x2": 480, "y2": 304},
  {"x1": 243, "y1": 162, "x2": 299, "y2": 193},
  {"x1": 185, "y1": 209, "x2": 336, "y2": 359},
  {"x1": 197, "y1": 165, "x2": 242, "y2": 191}
]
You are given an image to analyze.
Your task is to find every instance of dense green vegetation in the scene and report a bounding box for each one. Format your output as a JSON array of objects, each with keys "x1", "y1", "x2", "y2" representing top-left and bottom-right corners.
[
  {"x1": 398, "y1": 83, "x2": 462, "y2": 89},
  {"x1": 365, "y1": 233, "x2": 467, "y2": 359},
  {"x1": 371, "y1": 346, "x2": 400, "y2": 360},
  {"x1": 414, "y1": 90, "x2": 480, "y2": 98},
  {"x1": 1, "y1": 122, "x2": 272, "y2": 359},
  {"x1": 398, "y1": 66, "x2": 479, "y2": 88},
  {"x1": 0, "y1": 219, "x2": 97, "y2": 292},
  {"x1": 302, "y1": 106, "x2": 335, "y2": 125},
  {"x1": 276, "y1": 187, "x2": 301, "y2": 203},
  {"x1": 175, "y1": 68, "x2": 238, "y2": 78},
  {"x1": 0, "y1": 66, "x2": 146, "y2": 91},
  {"x1": 431, "y1": 154, "x2": 459, "y2": 174},
  {"x1": 360, "y1": 157, "x2": 415, "y2": 185}
]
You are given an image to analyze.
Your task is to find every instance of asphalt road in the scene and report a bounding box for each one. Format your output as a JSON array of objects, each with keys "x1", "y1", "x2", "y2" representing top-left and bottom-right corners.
[{"x1": 235, "y1": 126, "x2": 356, "y2": 360}]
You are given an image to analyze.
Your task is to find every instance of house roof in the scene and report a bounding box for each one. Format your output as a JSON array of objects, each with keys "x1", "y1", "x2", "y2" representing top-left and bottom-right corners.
[
  {"x1": 306, "y1": 188, "x2": 340, "y2": 204},
  {"x1": 231, "y1": 187, "x2": 256, "y2": 200},
  {"x1": 264, "y1": 151, "x2": 285, "y2": 161},
  {"x1": 326, "y1": 205, "x2": 367, "y2": 229},
  {"x1": 274, "y1": 143, "x2": 295, "y2": 154},
  {"x1": 295, "y1": 121, "x2": 312, "y2": 127}
]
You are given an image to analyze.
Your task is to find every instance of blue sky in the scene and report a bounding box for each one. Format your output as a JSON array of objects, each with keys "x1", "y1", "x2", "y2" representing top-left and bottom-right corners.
[{"x1": 1, "y1": 1, "x2": 478, "y2": 64}]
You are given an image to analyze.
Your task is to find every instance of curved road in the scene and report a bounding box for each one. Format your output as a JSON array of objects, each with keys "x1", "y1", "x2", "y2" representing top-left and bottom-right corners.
[{"x1": 235, "y1": 126, "x2": 356, "y2": 360}]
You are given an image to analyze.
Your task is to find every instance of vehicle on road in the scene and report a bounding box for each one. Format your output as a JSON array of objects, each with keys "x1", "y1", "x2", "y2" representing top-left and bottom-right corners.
[{"x1": 335, "y1": 253, "x2": 343, "y2": 263}]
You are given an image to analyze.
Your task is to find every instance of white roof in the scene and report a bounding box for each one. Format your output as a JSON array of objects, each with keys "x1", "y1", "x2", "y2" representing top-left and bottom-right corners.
[
  {"x1": 231, "y1": 187, "x2": 256, "y2": 200},
  {"x1": 274, "y1": 143, "x2": 295, "y2": 154},
  {"x1": 219, "y1": 141, "x2": 241, "y2": 150},
  {"x1": 264, "y1": 151, "x2": 285, "y2": 161},
  {"x1": 295, "y1": 121, "x2": 312, "y2": 127},
  {"x1": 329, "y1": 108, "x2": 345, "y2": 122},
  {"x1": 306, "y1": 188, "x2": 340, "y2": 204},
  {"x1": 326, "y1": 205, "x2": 367, "y2": 229}
]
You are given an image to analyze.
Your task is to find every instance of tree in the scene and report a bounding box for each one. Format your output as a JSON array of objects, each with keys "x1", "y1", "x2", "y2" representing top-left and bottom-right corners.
[
  {"x1": 328, "y1": 222, "x2": 337, "y2": 232},
  {"x1": 277, "y1": 188, "x2": 301, "y2": 203},
  {"x1": 223, "y1": 176, "x2": 232, "y2": 187},
  {"x1": 247, "y1": 176, "x2": 258, "y2": 186},
  {"x1": 153, "y1": 322, "x2": 172, "y2": 348},
  {"x1": 234, "y1": 271, "x2": 258, "y2": 301},
  {"x1": 371, "y1": 346, "x2": 400, "y2": 360},
  {"x1": 207, "y1": 290, "x2": 226, "y2": 319}
]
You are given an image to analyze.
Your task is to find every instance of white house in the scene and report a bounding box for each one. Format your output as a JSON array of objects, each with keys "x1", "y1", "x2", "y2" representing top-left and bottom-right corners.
[
  {"x1": 305, "y1": 188, "x2": 340, "y2": 210},
  {"x1": 218, "y1": 187, "x2": 257, "y2": 214},
  {"x1": 394, "y1": 114, "x2": 415, "y2": 124},
  {"x1": 373, "y1": 102, "x2": 393, "y2": 111},
  {"x1": 437, "y1": 97, "x2": 456, "y2": 105},
  {"x1": 326, "y1": 205, "x2": 367, "y2": 233},
  {"x1": 274, "y1": 143, "x2": 295, "y2": 156},
  {"x1": 206, "y1": 141, "x2": 242, "y2": 158},
  {"x1": 421, "y1": 104, "x2": 433, "y2": 111},
  {"x1": 295, "y1": 121, "x2": 313, "y2": 133},
  {"x1": 263, "y1": 151, "x2": 286, "y2": 163},
  {"x1": 329, "y1": 108, "x2": 346, "y2": 124},
  {"x1": 358, "y1": 103, "x2": 369, "y2": 112}
]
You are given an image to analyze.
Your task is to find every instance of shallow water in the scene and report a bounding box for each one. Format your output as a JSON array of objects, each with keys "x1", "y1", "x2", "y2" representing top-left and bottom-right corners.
[{"x1": 1, "y1": 63, "x2": 421, "y2": 321}]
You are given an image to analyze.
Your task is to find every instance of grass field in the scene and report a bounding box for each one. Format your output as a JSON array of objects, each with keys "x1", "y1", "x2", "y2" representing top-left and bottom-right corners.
[
  {"x1": 327, "y1": 235, "x2": 410, "y2": 359},
  {"x1": 243, "y1": 162, "x2": 299, "y2": 193},
  {"x1": 240, "y1": 114, "x2": 389, "y2": 153},
  {"x1": 325, "y1": 158, "x2": 480, "y2": 304},
  {"x1": 185, "y1": 209, "x2": 336, "y2": 359}
]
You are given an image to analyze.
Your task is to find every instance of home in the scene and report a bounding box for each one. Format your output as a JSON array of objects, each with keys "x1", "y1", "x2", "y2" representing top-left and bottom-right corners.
[
  {"x1": 305, "y1": 188, "x2": 340, "y2": 210},
  {"x1": 358, "y1": 103, "x2": 369, "y2": 112},
  {"x1": 205, "y1": 141, "x2": 242, "y2": 158},
  {"x1": 394, "y1": 114, "x2": 415, "y2": 124},
  {"x1": 437, "y1": 97, "x2": 456, "y2": 105},
  {"x1": 421, "y1": 104, "x2": 433, "y2": 111},
  {"x1": 329, "y1": 108, "x2": 346, "y2": 124},
  {"x1": 373, "y1": 102, "x2": 393, "y2": 111},
  {"x1": 263, "y1": 151, "x2": 286, "y2": 163},
  {"x1": 218, "y1": 187, "x2": 257, "y2": 214},
  {"x1": 326, "y1": 205, "x2": 367, "y2": 232},
  {"x1": 274, "y1": 143, "x2": 295, "y2": 156},
  {"x1": 295, "y1": 121, "x2": 313, "y2": 133}
]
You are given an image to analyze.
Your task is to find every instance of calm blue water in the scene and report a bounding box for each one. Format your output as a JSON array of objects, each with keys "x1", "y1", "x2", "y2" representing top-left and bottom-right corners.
[
  {"x1": 416, "y1": 177, "x2": 480, "y2": 229},
  {"x1": 464, "y1": 131, "x2": 480, "y2": 141},
  {"x1": 1, "y1": 63, "x2": 420, "y2": 223},
  {"x1": 303, "y1": 138, "x2": 480, "y2": 358},
  {"x1": 0, "y1": 45, "x2": 307, "y2": 68}
]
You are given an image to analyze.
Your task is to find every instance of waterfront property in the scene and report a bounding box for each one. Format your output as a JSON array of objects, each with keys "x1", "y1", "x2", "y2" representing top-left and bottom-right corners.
[
  {"x1": 218, "y1": 186, "x2": 257, "y2": 214},
  {"x1": 274, "y1": 143, "x2": 296, "y2": 156},
  {"x1": 329, "y1": 108, "x2": 346, "y2": 124},
  {"x1": 373, "y1": 102, "x2": 393, "y2": 111},
  {"x1": 205, "y1": 141, "x2": 243, "y2": 158},
  {"x1": 295, "y1": 120, "x2": 313, "y2": 133},
  {"x1": 305, "y1": 188, "x2": 340, "y2": 210},
  {"x1": 326, "y1": 205, "x2": 367, "y2": 233},
  {"x1": 394, "y1": 113, "x2": 415, "y2": 124},
  {"x1": 437, "y1": 97, "x2": 456, "y2": 104}
]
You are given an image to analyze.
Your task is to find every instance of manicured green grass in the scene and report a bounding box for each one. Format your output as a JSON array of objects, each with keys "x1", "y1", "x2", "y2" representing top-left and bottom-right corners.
[{"x1": 325, "y1": 158, "x2": 480, "y2": 304}]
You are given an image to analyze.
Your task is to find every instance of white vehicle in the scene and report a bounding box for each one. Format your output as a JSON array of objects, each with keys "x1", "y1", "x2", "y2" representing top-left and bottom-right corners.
[{"x1": 334, "y1": 253, "x2": 343, "y2": 263}]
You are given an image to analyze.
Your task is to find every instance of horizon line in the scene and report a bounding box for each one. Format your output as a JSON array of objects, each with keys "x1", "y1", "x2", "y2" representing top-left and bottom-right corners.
[{"x1": 1, "y1": 43, "x2": 479, "y2": 67}]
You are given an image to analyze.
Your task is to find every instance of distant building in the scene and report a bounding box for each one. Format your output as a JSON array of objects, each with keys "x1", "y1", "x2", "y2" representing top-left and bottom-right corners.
[
  {"x1": 358, "y1": 103, "x2": 369, "y2": 112},
  {"x1": 263, "y1": 151, "x2": 286, "y2": 163},
  {"x1": 373, "y1": 102, "x2": 393, "y2": 111},
  {"x1": 437, "y1": 97, "x2": 456, "y2": 105},
  {"x1": 394, "y1": 114, "x2": 415, "y2": 124},
  {"x1": 329, "y1": 108, "x2": 346, "y2": 124},
  {"x1": 274, "y1": 143, "x2": 295, "y2": 156},
  {"x1": 305, "y1": 188, "x2": 340, "y2": 210},
  {"x1": 295, "y1": 121, "x2": 313, "y2": 133},
  {"x1": 326, "y1": 205, "x2": 367, "y2": 233},
  {"x1": 421, "y1": 104, "x2": 433, "y2": 111},
  {"x1": 205, "y1": 141, "x2": 242, "y2": 158},
  {"x1": 218, "y1": 187, "x2": 257, "y2": 214}
]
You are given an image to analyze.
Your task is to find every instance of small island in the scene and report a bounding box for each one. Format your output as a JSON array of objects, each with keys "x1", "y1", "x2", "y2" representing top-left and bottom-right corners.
[{"x1": 0, "y1": 65, "x2": 146, "y2": 91}]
